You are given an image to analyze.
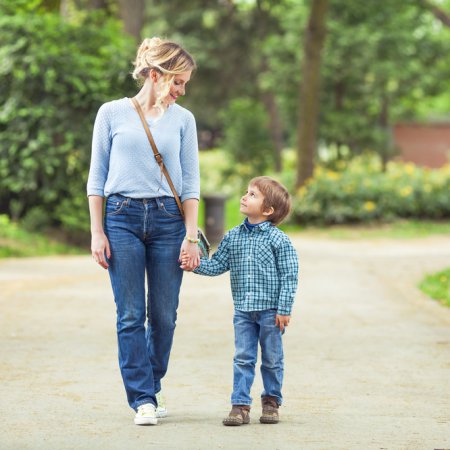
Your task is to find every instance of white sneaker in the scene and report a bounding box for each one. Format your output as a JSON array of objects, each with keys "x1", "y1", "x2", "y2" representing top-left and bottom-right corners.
[
  {"x1": 155, "y1": 391, "x2": 168, "y2": 418},
  {"x1": 134, "y1": 403, "x2": 158, "y2": 425}
]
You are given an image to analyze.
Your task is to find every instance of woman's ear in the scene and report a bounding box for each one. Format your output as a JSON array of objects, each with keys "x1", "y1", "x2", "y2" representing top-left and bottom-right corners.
[{"x1": 149, "y1": 69, "x2": 160, "y2": 83}]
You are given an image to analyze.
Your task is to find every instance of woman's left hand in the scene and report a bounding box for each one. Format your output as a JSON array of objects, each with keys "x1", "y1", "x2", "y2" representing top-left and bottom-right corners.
[{"x1": 179, "y1": 238, "x2": 200, "y2": 271}]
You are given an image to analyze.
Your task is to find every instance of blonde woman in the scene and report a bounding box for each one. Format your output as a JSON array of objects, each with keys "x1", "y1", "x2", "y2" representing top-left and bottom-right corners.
[{"x1": 87, "y1": 38, "x2": 200, "y2": 425}]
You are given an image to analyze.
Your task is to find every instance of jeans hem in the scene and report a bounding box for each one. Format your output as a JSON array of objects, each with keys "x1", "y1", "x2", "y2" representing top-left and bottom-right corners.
[{"x1": 231, "y1": 400, "x2": 252, "y2": 406}]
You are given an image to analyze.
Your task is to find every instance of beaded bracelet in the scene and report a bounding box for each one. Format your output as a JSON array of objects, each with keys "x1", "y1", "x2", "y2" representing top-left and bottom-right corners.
[{"x1": 184, "y1": 236, "x2": 200, "y2": 244}]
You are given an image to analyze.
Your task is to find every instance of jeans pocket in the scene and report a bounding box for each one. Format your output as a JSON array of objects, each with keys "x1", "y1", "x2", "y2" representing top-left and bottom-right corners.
[
  {"x1": 106, "y1": 196, "x2": 129, "y2": 216},
  {"x1": 158, "y1": 199, "x2": 182, "y2": 218}
]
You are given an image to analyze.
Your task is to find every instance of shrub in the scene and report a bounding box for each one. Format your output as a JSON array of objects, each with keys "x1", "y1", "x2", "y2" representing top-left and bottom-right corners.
[
  {"x1": 293, "y1": 157, "x2": 450, "y2": 224},
  {"x1": 0, "y1": 5, "x2": 135, "y2": 236}
]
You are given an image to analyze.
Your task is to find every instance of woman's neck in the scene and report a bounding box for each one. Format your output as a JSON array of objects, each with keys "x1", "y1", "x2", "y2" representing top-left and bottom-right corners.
[{"x1": 134, "y1": 82, "x2": 167, "y2": 118}]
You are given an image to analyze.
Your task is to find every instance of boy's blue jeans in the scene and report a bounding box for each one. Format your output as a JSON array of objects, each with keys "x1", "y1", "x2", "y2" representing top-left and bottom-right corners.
[
  {"x1": 231, "y1": 309, "x2": 284, "y2": 406},
  {"x1": 104, "y1": 194, "x2": 185, "y2": 411}
]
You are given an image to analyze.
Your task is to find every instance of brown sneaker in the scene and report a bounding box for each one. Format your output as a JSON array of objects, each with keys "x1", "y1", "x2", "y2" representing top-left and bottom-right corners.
[
  {"x1": 260, "y1": 396, "x2": 279, "y2": 424},
  {"x1": 222, "y1": 405, "x2": 251, "y2": 426}
]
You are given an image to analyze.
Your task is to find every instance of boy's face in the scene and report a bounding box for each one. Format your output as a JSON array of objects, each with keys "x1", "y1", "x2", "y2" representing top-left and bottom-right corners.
[{"x1": 240, "y1": 184, "x2": 273, "y2": 224}]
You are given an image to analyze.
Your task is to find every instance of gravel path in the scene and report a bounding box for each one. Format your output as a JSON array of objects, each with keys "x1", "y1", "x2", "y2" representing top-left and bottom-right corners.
[{"x1": 0, "y1": 234, "x2": 449, "y2": 450}]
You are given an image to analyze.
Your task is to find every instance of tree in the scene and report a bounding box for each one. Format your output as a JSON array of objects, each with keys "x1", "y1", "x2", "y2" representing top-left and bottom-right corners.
[
  {"x1": 0, "y1": 3, "x2": 134, "y2": 234},
  {"x1": 318, "y1": 0, "x2": 450, "y2": 169},
  {"x1": 117, "y1": 0, "x2": 145, "y2": 41},
  {"x1": 296, "y1": 0, "x2": 329, "y2": 187}
]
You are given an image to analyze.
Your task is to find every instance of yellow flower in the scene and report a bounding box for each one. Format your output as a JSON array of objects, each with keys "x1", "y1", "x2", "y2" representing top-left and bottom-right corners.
[
  {"x1": 364, "y1": 201, "x2": 376, "y2": 212},
  {"x1": 399, "y1": 186, "x2": 413, "y2": 197},
  {"x1": 298, "y1": 186, "x2": 307, "y2": 197},
  {"x1": 326, "y1": 170, "x2": 340, "y2": 180},
  {"x1": 404, "y1": 163, "x2": 416, "y2": 174}
]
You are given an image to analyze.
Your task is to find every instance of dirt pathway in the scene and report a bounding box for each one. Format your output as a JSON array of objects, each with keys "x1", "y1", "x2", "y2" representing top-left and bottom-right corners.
[{"x1": 0, "y1": 235, "x2": 449, "y2": 450}]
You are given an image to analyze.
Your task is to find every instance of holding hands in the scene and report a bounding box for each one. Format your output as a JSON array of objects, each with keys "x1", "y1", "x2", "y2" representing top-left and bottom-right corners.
[{"x1": 179, "y1": 240, "x2": 199, "y2": 271}]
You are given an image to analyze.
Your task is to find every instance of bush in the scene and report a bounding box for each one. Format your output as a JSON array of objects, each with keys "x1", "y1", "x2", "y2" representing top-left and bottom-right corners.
[
  {"x1": 293, "y1": 157, "x2": 450, "y2": 224},
  {"x1": 0, "y1": 5, "x2": 135, "y2": 235}
]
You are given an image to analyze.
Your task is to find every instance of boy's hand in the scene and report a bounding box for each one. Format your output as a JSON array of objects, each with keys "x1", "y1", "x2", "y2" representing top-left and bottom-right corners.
[
  {"x1": 275, "y1": 314, "x2": 290, "y2": 332},
  {"x1": 180, "y1": 250, "x2": 193, "y2": 271}
]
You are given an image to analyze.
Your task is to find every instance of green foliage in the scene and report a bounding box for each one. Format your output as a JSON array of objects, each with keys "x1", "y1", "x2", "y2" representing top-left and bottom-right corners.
[
  {"x1": 0, "y1": 4, "x2": 134, "y2": 233},
  {"x1": 419, "y1": 268, "x2": 450, "y2": 308},
  {"x1": 220, "y1": 97, "x2": 274, "y2": 174},
  {"x1": 294, "y1": 157, "x2": 450, "y2": 224},
  {"x1": 318, "y1": 0, "x2": 449, "y2": 158},
  {"x1": 0, "y1": 214, "x2": 82, "y2": 257}
]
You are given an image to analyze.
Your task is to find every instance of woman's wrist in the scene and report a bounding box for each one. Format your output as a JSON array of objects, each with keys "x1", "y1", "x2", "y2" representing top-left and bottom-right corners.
[{"x1": 184, "y1": 235, "x2": 199, "y2": 244}]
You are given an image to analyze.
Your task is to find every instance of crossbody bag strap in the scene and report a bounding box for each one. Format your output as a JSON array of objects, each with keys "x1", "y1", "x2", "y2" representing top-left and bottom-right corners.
[{"x1": 131, "y1": 97, "x2": 185, "y2": 219}]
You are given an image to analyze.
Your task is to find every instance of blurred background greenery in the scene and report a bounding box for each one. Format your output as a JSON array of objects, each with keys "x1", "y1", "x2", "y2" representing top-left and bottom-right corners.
[{"x1": 1, "y1": 0, "x2": 449, "y2": 253}]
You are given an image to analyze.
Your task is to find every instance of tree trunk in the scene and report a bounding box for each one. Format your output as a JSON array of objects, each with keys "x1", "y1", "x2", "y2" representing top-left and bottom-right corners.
[
  {"x1": 117, "y1": 0, "x2": 145, "y2": 42},
  {"x1": 422, "y1": 0, "x2": 450, "y2": 28},
  {"x1": 296, "y1": 0, "x2": 329, "y2": 188},
  {"x1": 379, "y1": 94, "x2": 390, "y2": 173},
  {"x1": 262, "y1": 93, "x2": 283, "y2": 173}
]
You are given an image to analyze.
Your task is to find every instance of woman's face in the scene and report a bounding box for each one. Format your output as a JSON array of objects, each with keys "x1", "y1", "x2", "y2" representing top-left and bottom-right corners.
[{"x1": 165, "y1": 71, "x2": 192, "y2": 104}]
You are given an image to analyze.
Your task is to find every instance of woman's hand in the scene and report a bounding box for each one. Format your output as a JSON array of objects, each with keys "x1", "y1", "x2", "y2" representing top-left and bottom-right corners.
[
  {"x1": 91, "y1": 230, "x2": 111, "y2": 269},
  {"x1": 179, "y1": 238, "x2": 200, "y2": 271}
]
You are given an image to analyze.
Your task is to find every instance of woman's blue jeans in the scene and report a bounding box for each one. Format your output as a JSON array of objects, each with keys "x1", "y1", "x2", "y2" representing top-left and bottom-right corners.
[
  {"x1": 231, "y1": 309, "x2": 284, "y2": 406},
  {"x1": 104, "y1": 194, "x2": 185, "y2": 411}
]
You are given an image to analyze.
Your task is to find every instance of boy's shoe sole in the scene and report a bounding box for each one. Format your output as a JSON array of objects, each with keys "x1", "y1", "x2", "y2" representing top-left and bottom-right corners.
[
  {"x1": 259, "y1": 416, "x2": 279, "y2": 424},
  {"x1": 223, "y1": 417, "x2": 250, "y2": 426}
]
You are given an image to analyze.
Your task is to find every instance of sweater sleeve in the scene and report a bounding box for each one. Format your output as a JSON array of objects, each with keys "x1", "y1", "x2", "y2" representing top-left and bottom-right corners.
[
  {"x1": 275, "y1": 236, "x2": 299, "y2": 316},
  {"x1": 180, "y1": 111, "x2": 200, "y2": 202},
  {"x1": 87, "y1": 103, "x2": 112, "y2": 197}
]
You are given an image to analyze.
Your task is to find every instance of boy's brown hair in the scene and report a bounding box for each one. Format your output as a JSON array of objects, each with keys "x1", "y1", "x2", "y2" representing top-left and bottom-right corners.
[{"x1": 249, "y1": 176, "x2": 291, "y2": 226}]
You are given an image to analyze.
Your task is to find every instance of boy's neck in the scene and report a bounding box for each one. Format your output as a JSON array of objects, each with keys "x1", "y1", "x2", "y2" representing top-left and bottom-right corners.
[{"x1": 246, "y1": 216, "x2": 268, "y2": 225}]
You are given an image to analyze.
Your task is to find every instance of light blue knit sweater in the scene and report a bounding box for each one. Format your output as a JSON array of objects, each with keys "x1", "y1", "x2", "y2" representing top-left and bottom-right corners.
[{"x1": 87, "y1": 97, "x2": 200, "y2": 202}]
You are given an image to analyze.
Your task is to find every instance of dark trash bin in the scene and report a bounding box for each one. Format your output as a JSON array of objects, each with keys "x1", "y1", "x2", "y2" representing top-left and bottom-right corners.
[{"x1": 203, "y1": 194, "x2": 227, "y2": 245}]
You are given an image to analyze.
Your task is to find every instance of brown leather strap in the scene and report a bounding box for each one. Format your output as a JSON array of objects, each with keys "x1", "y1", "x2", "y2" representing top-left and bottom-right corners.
[{"x1": 131, "y1": 97, "x2": 185, "y2": 218}]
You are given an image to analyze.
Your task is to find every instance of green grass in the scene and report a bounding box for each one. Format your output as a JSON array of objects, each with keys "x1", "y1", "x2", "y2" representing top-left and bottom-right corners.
[
  {"x1": 292, "y1": 220, "x2": 450, "y2": 239},
  {"x1": 419, "y1": 268, "x2": 450, "y2": 307},
  {"x1": 0, "y1": 215, "x2": 83, "y2": 258}
]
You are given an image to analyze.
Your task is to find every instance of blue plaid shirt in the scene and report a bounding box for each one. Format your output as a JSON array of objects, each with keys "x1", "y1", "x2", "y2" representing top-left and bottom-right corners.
[{"x1": 194, "y1": 220, "x2": 299, "y2": 315}]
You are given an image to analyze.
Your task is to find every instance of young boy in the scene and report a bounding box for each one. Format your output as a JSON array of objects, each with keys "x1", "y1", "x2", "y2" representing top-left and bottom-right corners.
[{"x1": 181, "y1": 176, "x2": 299, "y2": 426}]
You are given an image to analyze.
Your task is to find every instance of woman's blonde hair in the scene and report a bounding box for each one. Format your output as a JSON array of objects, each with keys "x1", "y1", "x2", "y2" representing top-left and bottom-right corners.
[{"x1": 132, "y1": 37, "x2": 196, "y2": 113}]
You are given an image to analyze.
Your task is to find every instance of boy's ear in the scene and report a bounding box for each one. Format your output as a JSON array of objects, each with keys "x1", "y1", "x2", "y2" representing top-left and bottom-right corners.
[{"x1": 262, "y1": 206, "x2": 274, "y2": 217}]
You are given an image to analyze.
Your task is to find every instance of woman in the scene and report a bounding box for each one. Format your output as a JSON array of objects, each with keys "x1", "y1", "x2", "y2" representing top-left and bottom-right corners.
[{"x1": 87, "y1": 37, "x2": 200, "y2": 425}]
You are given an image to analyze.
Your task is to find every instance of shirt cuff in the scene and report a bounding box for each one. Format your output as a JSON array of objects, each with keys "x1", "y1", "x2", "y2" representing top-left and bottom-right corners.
[
  {"x1": 276, "y1": 305, "x2": 292, "y2": 316},
  {"x1": 181, "y1": 192, "x2": 200, "y2": 202},
  {"x1": 87, "y1": 189, "x2": 105, "y2": 197}
]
